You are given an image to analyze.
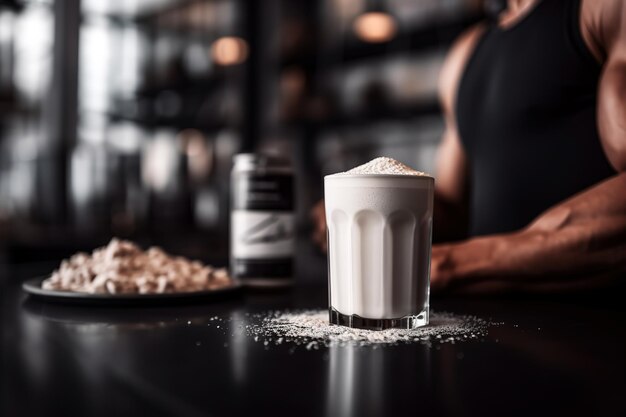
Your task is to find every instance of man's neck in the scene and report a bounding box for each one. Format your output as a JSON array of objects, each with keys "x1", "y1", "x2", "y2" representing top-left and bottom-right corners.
[
  {"x1": 499, "y1": 0, "x2": 540, "y2": 27},
  {"x1": 507, "y1": 0, "x2": 538, "y2": 12}
]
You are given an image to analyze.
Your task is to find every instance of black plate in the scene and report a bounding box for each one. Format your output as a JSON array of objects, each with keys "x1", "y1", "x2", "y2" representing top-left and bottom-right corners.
[{"x1": 22, "y1": 277, "x2": 243, "y2": 306}]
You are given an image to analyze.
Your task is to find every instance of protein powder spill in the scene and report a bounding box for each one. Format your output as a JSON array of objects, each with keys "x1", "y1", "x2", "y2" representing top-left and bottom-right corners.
[
  {"x1": 42, "y1": 238, "x2": 232, "y2": 294},
  {"x1": 328, "y1": 157, "x2": 430, "y2": 177},
  {"x1": 239, "y1": 310, "x2": 490, "y2": 349}
]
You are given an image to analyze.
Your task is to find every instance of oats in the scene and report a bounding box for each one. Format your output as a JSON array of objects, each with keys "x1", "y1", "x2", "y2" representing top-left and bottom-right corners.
[{"x1": 42, "y1": 238, "x2": 233, "y2": 295}]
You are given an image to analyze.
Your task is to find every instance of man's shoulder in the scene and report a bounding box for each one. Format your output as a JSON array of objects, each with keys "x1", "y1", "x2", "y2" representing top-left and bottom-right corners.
[
  {"x1": 438, "y1": 23, "x2": 487, "y2": 114},
  {"x1": 581, "y1": 0, "x2": 625, "y2": 60}
]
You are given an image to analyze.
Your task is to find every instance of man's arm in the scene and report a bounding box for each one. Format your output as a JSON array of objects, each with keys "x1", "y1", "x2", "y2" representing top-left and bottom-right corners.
[
  {"x1": 431, "y1": 0, "x2": 626, "y2": 293},
  {"x1": 432, "y1": 174, "x2": 626, "y2": 293},
  {"x1": 433, "y1": 25, "x2": 484, "y2": 242}
]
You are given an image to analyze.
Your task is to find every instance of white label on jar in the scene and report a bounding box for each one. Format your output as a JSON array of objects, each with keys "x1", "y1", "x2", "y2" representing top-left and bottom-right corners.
[{"x1": 231, "y1": 210, "x2": 295, "y2": 258}]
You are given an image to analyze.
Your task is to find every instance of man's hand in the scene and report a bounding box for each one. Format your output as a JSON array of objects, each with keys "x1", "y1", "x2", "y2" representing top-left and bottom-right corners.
[
  {"x1": 310, "y1": 199, "x2": 328, "y2": 253},
  {"x1": 430, "y1": 238, "x2": 499, "y2": 294}
]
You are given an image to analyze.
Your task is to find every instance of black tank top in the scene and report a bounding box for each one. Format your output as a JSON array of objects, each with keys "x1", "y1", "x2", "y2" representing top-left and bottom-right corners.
[{"x1": 456, "y1": 0, "x2": 615, "y2": 236}]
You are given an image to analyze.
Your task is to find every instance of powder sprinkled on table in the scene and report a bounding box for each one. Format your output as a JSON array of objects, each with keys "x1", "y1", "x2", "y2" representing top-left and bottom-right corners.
[{"x1": 239, "y1": 310, "x2": 491, "y2": 349}]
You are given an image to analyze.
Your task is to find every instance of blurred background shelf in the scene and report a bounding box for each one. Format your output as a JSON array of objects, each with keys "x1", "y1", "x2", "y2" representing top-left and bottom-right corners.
[
  {"x1": 279, "y1": 99, "x2": 441, "y2": 131},
  {"x1": 281, "y1": 11, "x2": 483, "y2": 70},
  {"x1": 0, "y1": 0, "x2": 487, "y2": 268}
]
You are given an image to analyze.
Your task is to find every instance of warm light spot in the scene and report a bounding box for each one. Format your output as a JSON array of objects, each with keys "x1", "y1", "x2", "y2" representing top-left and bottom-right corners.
[
  {"x1": 177, "y1": 129, "x2": 213, "y2": 180},
  {"x1": 353, "y1": 12, "x2": 397, "y2": 43},
  {"x1": 211, "y1": 36, "x2": 248, "y2": 66}
]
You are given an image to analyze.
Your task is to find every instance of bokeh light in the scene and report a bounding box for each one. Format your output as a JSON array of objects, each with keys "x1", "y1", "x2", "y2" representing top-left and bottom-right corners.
[
  {"x1": 353, "y1": 12, "x2": 397, "y2": 43},
  {"x1": 211, "y1": 36, "x2": 249, "y2": 66}
]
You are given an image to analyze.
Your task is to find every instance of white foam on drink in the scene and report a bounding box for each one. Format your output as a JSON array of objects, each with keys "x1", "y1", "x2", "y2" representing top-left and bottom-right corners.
[{"x1": 328, "y1": 157, "x2": 430, "y2": 177}]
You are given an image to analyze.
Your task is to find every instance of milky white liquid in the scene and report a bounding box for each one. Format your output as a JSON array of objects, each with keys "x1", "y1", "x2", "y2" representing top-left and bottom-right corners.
[{"x1": 324, "y1": 175, "x2": 433, "y2": 321}]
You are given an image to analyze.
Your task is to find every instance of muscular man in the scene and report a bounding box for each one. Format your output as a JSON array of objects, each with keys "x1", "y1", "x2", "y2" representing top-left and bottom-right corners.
[{"x1": 313, "y1": 0, "x2": 626, "y2": 294}]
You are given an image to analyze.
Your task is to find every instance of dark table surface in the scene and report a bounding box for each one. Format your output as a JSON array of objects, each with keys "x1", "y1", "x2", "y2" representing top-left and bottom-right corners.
[{"x1": 2, "y1": 262, "x2": 625, "y2": 417}]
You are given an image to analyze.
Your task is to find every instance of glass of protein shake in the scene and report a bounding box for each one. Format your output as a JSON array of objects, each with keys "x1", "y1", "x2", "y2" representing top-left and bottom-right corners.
[{"x1": 324, "y1": 157, "x2": 434, "y2": 330}]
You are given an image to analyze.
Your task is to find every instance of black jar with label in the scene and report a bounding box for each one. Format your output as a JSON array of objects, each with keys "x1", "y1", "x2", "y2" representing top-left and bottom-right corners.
[{"x1": 230, "y1": 154, "x2": 295, "y2": 286}]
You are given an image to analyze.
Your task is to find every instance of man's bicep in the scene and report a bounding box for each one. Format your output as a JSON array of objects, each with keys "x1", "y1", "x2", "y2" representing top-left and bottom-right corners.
[
  {"x1": 435, "y1": 126, "x2": 469, "y2": 205},
  {"x1": 598, "y1": 58, "x2": 626, "y2": 172},
  {"x1": 435, "y1": 27, "x2": 481, "y2": 204},
  {"x1": 596, "y1": 0, "x2": 626, "y2": 171},
  {"x1": 433, "y1": 126, "x2": 470, "y2": 242}
]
